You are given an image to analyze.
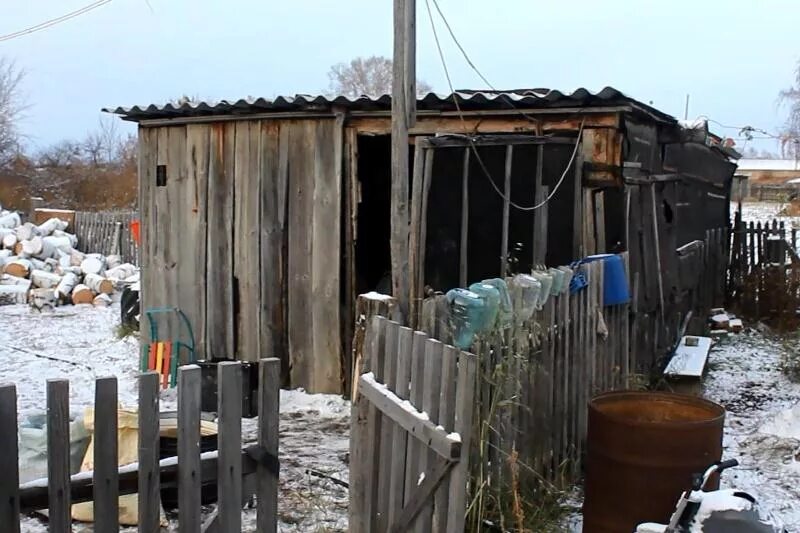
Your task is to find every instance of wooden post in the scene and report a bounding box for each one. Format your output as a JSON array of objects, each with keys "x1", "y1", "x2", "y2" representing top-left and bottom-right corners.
[
  {"x1": 416, "y1": 338, "x2": 443, "y2": 530},
  {"x1": 178, "y1": 365, "x2": 201, "y2": 532},
  {"x1": 47, "y1": 379, "x2": 71, "y2": 533},
  {"x1": 459, "y1": 148, "x2": 470, "y2": 287},
  {"x1": 218, "y1": 362, "x2": 243, "y2": 533},
  {"x1": 501, "y1": 145, "x2": 513, "y2": 275},
  {"x1": 138, "y1": 372, "x2": 161, "y2": 532},
  {"x1": 403, "y1": 332, "x2": 427, "y2": 508},
  {"x1": 94, "y1": 377, "x2": 119, "y2": 533},
  {"x1": 257, "y1": 358, "x2": 280, "y2": 533},
  {"x1": 376, "y1": 321, "x2": 400, "y2": 531},
  {"x1": 409, "y1": 144, "x2": 426, "y2": 329},
  {"x1": 650, "y1": 184, "x2": 665, "y2": 332},
  {"x1": 350, "y1": 318, "x2": 386, "y2": 533},
  {"x1": 0, "y1": 385, "x2": 20, "y2": 533},
  {"x1": 445, "y1": 351, "x2": 477, "y2": 533},
  {"x1": 433, "y1": 346, "x2": 458, "y2": 533},
  {"x1": 391, "y1": 0, "x2": 415, "y2": 321}
]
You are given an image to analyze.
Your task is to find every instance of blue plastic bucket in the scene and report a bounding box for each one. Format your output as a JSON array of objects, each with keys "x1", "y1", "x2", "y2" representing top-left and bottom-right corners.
[{"x1": 581, "y1": 254, "x2": 630, "y2": 306}]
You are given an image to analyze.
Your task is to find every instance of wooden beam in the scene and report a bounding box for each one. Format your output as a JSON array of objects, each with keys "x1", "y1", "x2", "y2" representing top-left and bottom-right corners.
[
  {"x1": 418, "y1": 149, "x2": 434, "y2": 295},
  {"x1": 501, "y1": 145, "x2": 513, "y2": 275},
  {"x1": 650, "y1": 184, "x2": 666, "y2": 329},
  {"x1": 391, "y1": 0, "x2": 413, "y2": 320},
  {"x1": 459, "y1": 148, "x2": 470, "y2": 287},
  {"x1": 533, "y1": 144, "x2": 545, "y2": 266},
  {"x1": 358, "y1": 373, "x2": 462, "y2": 461},
  {"x1": 389, "y1": 457, "x2": 455, "y2": 533},
  {"x1": 350, "y1": 113, "x2": 621, "y2": 135},
  {"x1": 420, "y1": 135, "x2": 575, "y2": 148},
  {"x1": 19, "y1": 447, "x2": 265, "y2": 514},
  {"x1": 573, "y1": 149, "x2": 584, "y2": 258},
  {"x1": 409, "y1": 143, "x2": 426, "y2": 329}
]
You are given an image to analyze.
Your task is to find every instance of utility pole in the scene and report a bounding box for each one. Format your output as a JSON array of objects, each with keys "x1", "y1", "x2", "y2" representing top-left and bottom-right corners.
[
  {"x1": 391, "y1": 0, "x2": 415, "y2": 321},
  {"x1": 684, "y1": 94, "x2": 690, "y2": 120}
]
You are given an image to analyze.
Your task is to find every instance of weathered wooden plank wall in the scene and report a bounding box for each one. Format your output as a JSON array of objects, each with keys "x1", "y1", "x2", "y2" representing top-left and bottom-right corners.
[{"x1": 139, "y1": 119, "x2": 342, "y2": 391}]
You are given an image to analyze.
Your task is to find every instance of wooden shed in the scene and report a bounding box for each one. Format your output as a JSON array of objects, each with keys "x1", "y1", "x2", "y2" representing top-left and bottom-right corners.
[{"x1": 107, "y1": 87, "x2": 738, "y2": 393}]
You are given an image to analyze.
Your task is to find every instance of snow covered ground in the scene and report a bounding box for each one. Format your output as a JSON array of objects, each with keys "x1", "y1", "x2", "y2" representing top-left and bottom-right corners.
[
  {"x1": 0, "y1": 304, "x2": 349, "y2": 532},
  {"x1": 704, "y1": 330, "x2": 800, "y2": 530},
  {"x1": 738, "y1": 201, "x2": 800, "y2": 231}
]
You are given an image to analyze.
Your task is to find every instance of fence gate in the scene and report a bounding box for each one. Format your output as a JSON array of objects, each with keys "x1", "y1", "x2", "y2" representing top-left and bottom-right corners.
[{"x1": 350, "y1": 316, "x2": 477, "y2": 533}]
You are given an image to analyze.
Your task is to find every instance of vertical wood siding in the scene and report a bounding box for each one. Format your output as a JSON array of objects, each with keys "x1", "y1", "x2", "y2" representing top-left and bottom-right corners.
[{"x1": 139, "y1": 119, "x2": 342, "y2": 392}]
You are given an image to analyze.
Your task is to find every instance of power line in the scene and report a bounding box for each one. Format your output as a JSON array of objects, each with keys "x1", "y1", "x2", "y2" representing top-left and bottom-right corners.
[
  {"x1": 423, "y1": 0, "x2": 583, "y2": 212},
  {"x1": 0, "y1": 0, "x2": 113, "y2": 43}
]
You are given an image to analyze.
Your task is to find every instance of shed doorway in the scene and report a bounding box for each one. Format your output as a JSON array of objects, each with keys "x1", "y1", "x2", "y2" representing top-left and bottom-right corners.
[{"x1": 354, "y1": 134, "x2": 392, "y2": 296}]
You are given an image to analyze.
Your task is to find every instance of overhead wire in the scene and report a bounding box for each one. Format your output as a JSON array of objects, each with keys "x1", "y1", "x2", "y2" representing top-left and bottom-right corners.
[
  {"x1": 423, "y1": 0, "x2": 583, "y2": 212},
  {"x1": 0, "y1": 0, "x2": 113, "y2": 43}
]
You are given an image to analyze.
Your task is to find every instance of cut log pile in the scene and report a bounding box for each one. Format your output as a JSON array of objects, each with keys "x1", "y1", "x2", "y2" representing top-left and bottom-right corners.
[{"x1": 0, "y1": 206, "x2": 138, "y2": 309}]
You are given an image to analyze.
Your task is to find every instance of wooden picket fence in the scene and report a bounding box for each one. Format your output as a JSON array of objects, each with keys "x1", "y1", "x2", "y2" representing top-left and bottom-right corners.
[
  {"x1": 0, "y1": 359, "x2": 280, "y2": 533},
  {"x1": 350, "y1": 316, "x2": 478, "y2": 533},
  {"x1": 73, "y1": 210, "x2": 139, "y2": 265},
  {"x1": 409, "y1": 259, "x2": 632, "y2": 529},
  {"x1": 728, "y1": 215, "x2": 800, "y2": 329}
]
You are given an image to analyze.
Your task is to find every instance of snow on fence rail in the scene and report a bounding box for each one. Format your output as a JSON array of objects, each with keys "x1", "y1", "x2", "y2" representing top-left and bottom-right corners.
[{"x1": 0, "y1": 359, "x2": 280, "y2": 533}]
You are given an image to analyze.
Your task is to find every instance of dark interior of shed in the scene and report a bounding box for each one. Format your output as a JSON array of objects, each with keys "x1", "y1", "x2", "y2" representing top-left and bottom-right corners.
[
  {"x1": 354, "y1": 135, "x2": 393, "y2": 296},
  {"x1": 423, "y1": 141, "x2": 578, "y2": 292}
]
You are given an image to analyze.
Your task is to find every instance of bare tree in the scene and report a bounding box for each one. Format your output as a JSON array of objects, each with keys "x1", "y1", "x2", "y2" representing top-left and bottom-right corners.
[
  {"x1": 779, "y1": 58, "x2": 800, "y2": 160},
  {"x1": 0, "y1": 58, "x2": 26, "y2": 169},
  {"x1": 327, "y1": 55, "x2": 433, "y2": 98}
]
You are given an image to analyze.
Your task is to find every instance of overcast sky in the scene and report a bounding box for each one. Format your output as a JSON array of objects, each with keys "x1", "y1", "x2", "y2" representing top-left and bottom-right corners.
[{"x1": 2, "y1": 0, "x2": 798, "y2": 153}]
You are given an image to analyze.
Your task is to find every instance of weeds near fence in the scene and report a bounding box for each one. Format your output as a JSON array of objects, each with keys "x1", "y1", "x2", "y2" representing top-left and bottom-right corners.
[
  {"x1": 467, "y1": 329, "x2": 574, "y2": 533},
  {"x1": 114, "y1": 322, "x2": 138, "y2": 339}
]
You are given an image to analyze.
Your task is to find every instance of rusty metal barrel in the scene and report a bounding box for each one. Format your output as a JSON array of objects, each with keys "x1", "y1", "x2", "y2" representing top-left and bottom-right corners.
[{"x1": 582, "y1": 391, "x2": 725, "y2": 533}]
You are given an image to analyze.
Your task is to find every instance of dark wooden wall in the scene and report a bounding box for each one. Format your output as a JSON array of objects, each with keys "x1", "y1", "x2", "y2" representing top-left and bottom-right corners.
[{"x1": 138, "y1": 119, "x2": 343, "y2": 393}]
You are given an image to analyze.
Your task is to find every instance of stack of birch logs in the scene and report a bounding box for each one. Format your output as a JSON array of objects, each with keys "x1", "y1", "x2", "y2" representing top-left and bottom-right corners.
[{"x1": 0, "y1": 207, "x2": 138, "y2": 309}]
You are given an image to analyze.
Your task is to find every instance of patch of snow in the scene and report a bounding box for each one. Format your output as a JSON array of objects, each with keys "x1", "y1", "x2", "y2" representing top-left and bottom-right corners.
[
  {"x1": 361, "y1": 291, "x2": 394, "y2": 302},
  {"x1": 703, "y1": 330, "x2": 800, "y2": 530},
  {"x1": 446, "y1": 432, "x2": 461, "y2": 443},
  {"x1": 760, "y1": 404, "x2": 800, "y2": 440},
  {"x1": 417, "y1": 471, "x2": 425, "y2": 486}
]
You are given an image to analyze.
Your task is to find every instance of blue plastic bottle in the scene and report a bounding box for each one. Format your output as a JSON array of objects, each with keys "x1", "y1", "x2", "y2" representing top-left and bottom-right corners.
[
  {"x1": 468, "y1": 282, "x2": 501, "y2": 332},
  {"x1": 445, "y1": 288, "x2": 486, "y2": 349}
]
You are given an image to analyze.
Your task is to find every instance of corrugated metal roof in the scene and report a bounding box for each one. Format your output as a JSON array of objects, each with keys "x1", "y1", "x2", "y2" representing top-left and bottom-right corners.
[{"x1": 104, "y1": 86, "x2": 677, "y2": 123}]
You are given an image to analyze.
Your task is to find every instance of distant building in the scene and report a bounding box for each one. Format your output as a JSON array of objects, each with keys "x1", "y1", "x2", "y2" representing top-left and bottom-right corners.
[{"x1": 736, "y1": 159, "x2": 800, "y2": 201}]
